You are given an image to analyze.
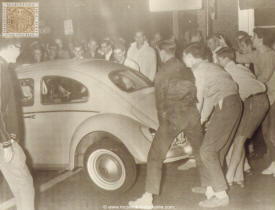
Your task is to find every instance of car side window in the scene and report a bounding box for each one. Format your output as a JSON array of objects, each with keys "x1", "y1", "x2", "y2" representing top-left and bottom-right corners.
[
  {"x1": 20, "y1": 78, "x2": 34, "y2": 106},
  {"x1": 41, "y1": 76, "x2": 89, "y2": 105}
]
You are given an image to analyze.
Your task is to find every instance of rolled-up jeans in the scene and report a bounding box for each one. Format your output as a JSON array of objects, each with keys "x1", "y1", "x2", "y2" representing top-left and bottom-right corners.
[{"x1": 0, "y1": 141, "x2": 35, "y2": 210}]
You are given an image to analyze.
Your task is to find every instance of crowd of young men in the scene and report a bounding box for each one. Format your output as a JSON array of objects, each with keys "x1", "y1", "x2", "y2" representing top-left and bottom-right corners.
[
  {"x1": 0, "y1": 27, "x2": 274, "y2": 210},
  {"x1": 129, "y1": 28, "x2": 275, "y2": 209}
]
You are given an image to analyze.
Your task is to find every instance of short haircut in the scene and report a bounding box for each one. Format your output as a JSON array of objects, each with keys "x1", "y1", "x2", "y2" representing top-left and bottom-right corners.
[
  {"x1": 157, "y1": 39, "x2": 176, "y2": 55},
  {"x1": 206, "y1": 33, "x2": 223, "y2": 41},
  {"x1": 216, "y1": 47, "x2": 235, "y2": 61},
  {"x1": 0, "y1": 37, "x2": 21, "y2": 50},
  {"x1": 101, "y1": 38, "x2": 112, "y2": 47},
  {"x1": 183, "y1": 42, "x2": 206, "y2": 59},
  {"x1": 235, "y1": 31, "x2": 249, "y2": 39},
  {"x1": 135, "y1": 29, "x2": 145, "y2": 36},
  {"x1": 113, "y1": 41, "x2": 126, "y2": 52},
  {"x1": 239, "y1": 35, "x2": 252, "y2": 46}
]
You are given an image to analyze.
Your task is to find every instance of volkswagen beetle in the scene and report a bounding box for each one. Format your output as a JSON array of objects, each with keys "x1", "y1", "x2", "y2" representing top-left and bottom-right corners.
[{"x1": 16, "y1": 59, "x2": 192, "y2": 193}]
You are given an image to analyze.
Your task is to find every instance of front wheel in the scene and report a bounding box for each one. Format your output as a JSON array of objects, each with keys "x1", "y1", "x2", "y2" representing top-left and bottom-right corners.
[{"x1": 83, "y1": 139, "x2": 136, "y2": 193}]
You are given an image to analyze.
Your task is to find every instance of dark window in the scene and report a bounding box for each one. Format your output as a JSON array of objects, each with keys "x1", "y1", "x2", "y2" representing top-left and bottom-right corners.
[
  {"x1": 41, "y1": 76, "x2": 89, "y2": 105},
  {"x1": 109, "y1": 69, "x2": 153, "y2": 92},
  {"x1": 20, "y1": 78, "x2": 34, "y2": 106}
]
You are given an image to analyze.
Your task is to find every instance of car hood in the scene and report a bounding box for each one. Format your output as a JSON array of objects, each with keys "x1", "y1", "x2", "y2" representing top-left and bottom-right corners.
[{"x1": 130, "y1": 87, "x2": 158, "y2": 129}]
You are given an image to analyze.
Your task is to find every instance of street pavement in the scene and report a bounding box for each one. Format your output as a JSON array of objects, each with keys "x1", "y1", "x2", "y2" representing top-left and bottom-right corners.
[{"x1": 0, "y1": 158, "x2": 275, "y2": 210}]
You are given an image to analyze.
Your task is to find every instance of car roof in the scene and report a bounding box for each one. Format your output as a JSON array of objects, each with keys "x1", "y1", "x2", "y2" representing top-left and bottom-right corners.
[{"x1": 16, "y1": 59, "x2": 129, "y2": 81}]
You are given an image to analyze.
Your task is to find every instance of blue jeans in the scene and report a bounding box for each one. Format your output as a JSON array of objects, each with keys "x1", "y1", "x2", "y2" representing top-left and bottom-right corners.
[{"x1": 0, "y1": 141, "x2": 35, "y2": 210}]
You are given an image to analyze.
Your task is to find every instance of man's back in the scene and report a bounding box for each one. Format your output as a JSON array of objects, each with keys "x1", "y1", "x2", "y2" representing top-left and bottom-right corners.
[{"x1": 154, "y1": 57, "x2": 197, "y2": 121}]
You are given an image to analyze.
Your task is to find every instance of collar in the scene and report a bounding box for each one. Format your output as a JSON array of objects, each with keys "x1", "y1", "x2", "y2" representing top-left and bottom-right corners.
[
  {"x1": 224, "y1": 60, "x2": 235, "y2": 69},
  {"x1": 131, "y1": 41, "x2": 149, "y2": 50},
  {"x1": 192, "y1": 59, "x2": 208, "y2": 71},
  {"x1": 213, "y1": 46, "x2": 222, "y2": 53},
  {"x1": 164, "y1": 56, "x2": 176, "y2": 64}
]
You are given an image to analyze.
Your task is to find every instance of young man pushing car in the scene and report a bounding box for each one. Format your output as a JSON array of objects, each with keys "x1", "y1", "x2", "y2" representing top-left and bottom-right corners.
[{"x1": 128, "y1": 39, "x2": 203, "y2": 209}]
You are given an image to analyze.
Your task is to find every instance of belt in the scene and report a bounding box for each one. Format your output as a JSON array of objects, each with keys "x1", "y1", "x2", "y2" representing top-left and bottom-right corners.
[{"x1": 247, "y1": 92, "x2": 265, "y2": 100}]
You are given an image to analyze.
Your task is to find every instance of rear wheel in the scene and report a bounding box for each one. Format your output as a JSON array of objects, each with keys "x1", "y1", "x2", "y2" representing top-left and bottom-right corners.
[{"x1": 83, "y1": 139, "x2": 136, "y2": 193}]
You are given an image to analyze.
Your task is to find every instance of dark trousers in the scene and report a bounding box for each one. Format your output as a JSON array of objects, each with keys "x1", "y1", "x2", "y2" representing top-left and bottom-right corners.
[
  {"x1": 145, "y1": 107, "x2": 203, "y2": 195},
  {"x1": 198, "y1": 95, "x2": 242, "y2": 192},
  {"x1": 262, "y1": 102, "x2": 275, "y2": 162}
]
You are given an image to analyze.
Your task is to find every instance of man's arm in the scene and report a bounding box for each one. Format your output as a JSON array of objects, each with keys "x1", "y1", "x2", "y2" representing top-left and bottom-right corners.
[
  {"x1": 143, "y1": 49, "x2": 157, "y2": 82},
  {"x1": 155, "y1": 77, "x2": 169, "y2": 119},
  {"x1": 0, "y1": 65, "x2": 11, "y2": 144},
  {"x1": 256, "y1": 52, "x2": 275, "y2": 83}
]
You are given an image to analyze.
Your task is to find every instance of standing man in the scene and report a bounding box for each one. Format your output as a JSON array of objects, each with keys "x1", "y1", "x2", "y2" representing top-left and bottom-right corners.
[
  {"x1": 129, "y1": 40, "x2": 203, "y2": 209},
  {"x1": 183, "y1": 43, "x2": 242, "y2": 208},
  {"x1": 216, "y1": 47, "x2": 268, "y2": 187},
  {"x1": 127, "y1": 30, "x2": 157, "y2": 81},
  {"x1": 236, "y1": 28, "x2": 275, "y2": 176},
  {"x1": 99, "y1": 39, "x2": 113, "y2": 61},
  {"x1": 0, "y1": 38, "x2": 35, "y2": 210}
]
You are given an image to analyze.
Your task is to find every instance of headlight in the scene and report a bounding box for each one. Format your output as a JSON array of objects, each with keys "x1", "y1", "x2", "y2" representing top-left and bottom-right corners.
[{"x1": 140, "y1": 126, "x2": 156, "y2": 141}]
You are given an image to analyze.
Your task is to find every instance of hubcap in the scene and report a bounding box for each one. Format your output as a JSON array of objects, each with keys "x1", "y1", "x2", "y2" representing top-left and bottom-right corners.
[{"x1": 87, "y1": 149, "x2": 126, "y2": 190}]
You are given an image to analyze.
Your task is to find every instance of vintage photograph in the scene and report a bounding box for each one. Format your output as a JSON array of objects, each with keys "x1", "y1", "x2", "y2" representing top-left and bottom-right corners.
[{"x1": 0, "y1": 0, "x2": 275, "y2": 209}]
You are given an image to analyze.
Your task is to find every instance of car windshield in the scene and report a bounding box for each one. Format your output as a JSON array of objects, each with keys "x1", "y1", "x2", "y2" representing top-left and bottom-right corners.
[{"x1": 109, "y1": 69, "x2": 153, "y2": 92}]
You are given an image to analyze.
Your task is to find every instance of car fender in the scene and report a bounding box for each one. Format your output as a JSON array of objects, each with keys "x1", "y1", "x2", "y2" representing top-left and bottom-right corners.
[{"x1": 68, "y1": 113, "x2": 151, "y2": 170}]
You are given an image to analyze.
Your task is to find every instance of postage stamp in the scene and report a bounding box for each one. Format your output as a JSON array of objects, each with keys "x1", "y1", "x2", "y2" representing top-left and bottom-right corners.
[{"x1": 2, "y1": 2, "x2": 39, "y2": 38}]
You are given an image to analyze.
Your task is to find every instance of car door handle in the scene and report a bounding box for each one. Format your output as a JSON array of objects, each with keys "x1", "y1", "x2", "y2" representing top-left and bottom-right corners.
[{"x1": 24, "y1": 114, "x2": 36, "y2": 119}]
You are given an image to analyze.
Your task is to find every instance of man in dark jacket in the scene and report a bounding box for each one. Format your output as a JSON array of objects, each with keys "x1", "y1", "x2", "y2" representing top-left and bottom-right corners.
[
  {"x1": 129, "y1": 40, "x2": 203, "y2": 209},
  {"x1": 0, "y1": 38, "x2": 35, "y2": 210}
]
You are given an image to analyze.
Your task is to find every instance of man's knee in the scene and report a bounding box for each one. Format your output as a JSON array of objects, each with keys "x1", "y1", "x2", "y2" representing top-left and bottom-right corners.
[{"x1": 200, "y1": 147, "x2": 215, "y2": 164}]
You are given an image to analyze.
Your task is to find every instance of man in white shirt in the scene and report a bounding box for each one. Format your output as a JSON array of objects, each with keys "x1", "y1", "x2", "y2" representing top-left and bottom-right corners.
[
  {"x1": 216, "y1": 47, "x2": 269, "y2": 187},
  {"x1": 127, "y1": 30, "x2": 157, "y2": 81},
  {"x1": 183, "y1": 43, "x2": 242, "y2": 208}
]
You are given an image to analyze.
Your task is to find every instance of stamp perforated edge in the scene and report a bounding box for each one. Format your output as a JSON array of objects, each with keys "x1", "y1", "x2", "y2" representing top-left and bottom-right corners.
[{"x1": 2, "y1": 2, "x2": 39, "y2": 38}]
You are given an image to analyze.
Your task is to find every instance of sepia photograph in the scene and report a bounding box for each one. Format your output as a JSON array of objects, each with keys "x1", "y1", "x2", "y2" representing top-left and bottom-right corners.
[{"x1": 0, "y1": 0, "x2": 275, "y2": 209}]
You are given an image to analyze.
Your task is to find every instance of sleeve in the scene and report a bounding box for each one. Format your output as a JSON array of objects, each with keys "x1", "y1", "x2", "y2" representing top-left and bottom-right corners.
[
  {"x1": 142, "y1": 49, "x2": 157, "y2": 82},
  {"x1": 155, "y1": 77, "x2": 168, "y2": 117},
  {"x1": 235, "y1": 51, "x2": 255, "y2": 64},
  {"x1": 256, "y1": 52, "x2": 275, "y2": 83},
  {"x1": 0, "y1": 65, "x2": 10, "y2": 143},
  {"x1": 195, "y1": 73, "x2": 205, "y2": 114}
]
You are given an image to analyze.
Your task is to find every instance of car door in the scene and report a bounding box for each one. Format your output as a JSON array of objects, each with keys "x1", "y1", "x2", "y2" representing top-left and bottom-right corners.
[{"x1": 21, "y1": 73, "x2": 98, "y2": 169}]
